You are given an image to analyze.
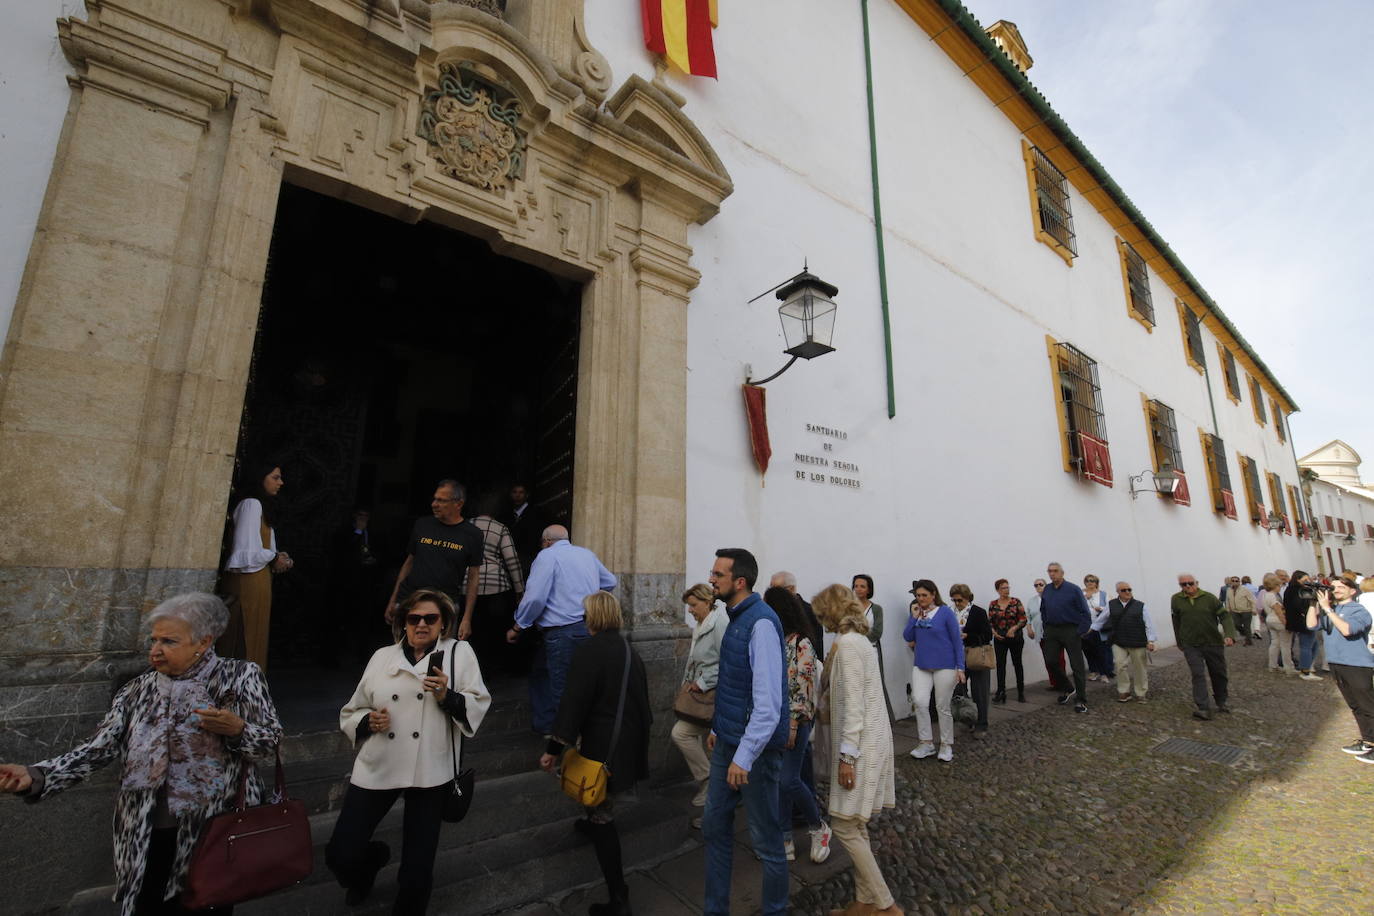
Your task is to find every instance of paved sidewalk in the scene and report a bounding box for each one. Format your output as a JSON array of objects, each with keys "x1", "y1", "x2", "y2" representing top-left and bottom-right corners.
[{"x1": 502, "y1": 643, "x2": 1368, "y2": 914}]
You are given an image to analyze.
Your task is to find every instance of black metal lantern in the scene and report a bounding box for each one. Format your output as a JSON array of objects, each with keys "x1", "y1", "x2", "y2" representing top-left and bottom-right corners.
[
  {"x1": 746, "y1": 267, "x2": 839, "y2": 385},
  {"x1": 1128, "y1": 461, "x2": 1181, "y2": 499}
]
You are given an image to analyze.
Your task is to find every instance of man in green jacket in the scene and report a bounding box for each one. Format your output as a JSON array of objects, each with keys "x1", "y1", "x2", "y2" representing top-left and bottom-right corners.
[{"x1": 1171, "y1": 574, "x2": 1236, "y2": 720}]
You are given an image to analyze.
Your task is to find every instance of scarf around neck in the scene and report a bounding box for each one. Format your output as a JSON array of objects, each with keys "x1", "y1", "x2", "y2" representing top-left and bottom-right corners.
[{"x1": 121, "y1": 648, "x2": 230, "y2": 816}]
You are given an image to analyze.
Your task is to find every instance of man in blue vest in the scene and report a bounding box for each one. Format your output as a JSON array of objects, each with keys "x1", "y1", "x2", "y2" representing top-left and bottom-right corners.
[{"x1": 702, "y1": 547, "x2": 788, "y2": 915}]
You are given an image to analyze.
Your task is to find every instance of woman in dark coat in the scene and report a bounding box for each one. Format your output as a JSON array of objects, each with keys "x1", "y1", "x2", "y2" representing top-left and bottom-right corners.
[
  {"x1": 950, "y1": 583, "x2": 994, "y2": 733},
  {"x1": 539, "y1": 592, "x2": 651, "y2": 916}
]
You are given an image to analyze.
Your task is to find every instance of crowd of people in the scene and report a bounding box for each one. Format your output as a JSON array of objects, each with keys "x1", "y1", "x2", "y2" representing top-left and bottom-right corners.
[{"x1": 3, "y1": 480, "x2": 1372, "y2": 916}]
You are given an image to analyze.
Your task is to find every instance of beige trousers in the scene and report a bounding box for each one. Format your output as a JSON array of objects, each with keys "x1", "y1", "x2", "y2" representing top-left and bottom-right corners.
[
  {"x1": 670, "y1": 718, "x2": 711, "y2": 782},
  {"x1": 1112, "y1": 645, "x2": 1149, "y2": 698},
  {"x1": 831, "y1": 814, "x2": 894, "y2": 908},
  {"x1": 223, "y1": 567, "x2": 272, "y2": 671}
]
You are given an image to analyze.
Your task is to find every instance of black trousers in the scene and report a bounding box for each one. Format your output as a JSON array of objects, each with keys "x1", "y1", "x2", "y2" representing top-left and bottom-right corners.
[
  {"x1": 994, "y1": 635, "x2": 1025, "y2": 693},
  {"x1": 1182, "y1": 644, "x2": 1229, "y2": 710},
  {"x1": 1330, "y1": 663, "x2": 1374, "y2": 743},
  {"x1": 134, "y1": 828, "x2": 232, "y2": 915},
  {"x1": 326, "y1": 782, "x2": 449, "y2": 915},
  {"x1": 471, "y1": 590, "x2": 519, "y2": 675},
  {"x1": 967, "y1": 667, "x2": 990, "y2": 727},
  {"x1": 1041, "y1": 624, "x2": 1087, "y2": 701}
]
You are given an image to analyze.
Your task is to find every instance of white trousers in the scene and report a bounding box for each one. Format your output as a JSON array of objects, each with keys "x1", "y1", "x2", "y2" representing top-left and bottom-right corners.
[{"x1": 911, "y1": 667, "x2": 957, "y2": 747}]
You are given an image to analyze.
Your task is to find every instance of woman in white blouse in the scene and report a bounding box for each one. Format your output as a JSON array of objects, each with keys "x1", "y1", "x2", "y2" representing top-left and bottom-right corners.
[
  {"x1": 222, "y1": 461, "x2": 291, "y2": 669},
  {"x1": 1081, "y1": 574, "x2": 1112, "y2": 683}
]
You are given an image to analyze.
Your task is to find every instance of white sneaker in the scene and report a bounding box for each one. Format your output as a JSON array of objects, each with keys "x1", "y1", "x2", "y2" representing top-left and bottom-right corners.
[
  {"x1": 808, "y1": 820, "x2": 832, "y2": 864},
  {"x1": 1300, "y1": 672, "x2": 1323, "y2": 681},
  {"x1": 691, "y1": 779, "x2": 709, "y2": 807},
  {"x1": 909, "y1": 742, "x2": 936, "y2": 759},
  {"x1": 783, "y1": 836, "x2": 795, "y2": 861},
  {"x1": 937, "y1": 744, "x2": 953, "y2": 763}
]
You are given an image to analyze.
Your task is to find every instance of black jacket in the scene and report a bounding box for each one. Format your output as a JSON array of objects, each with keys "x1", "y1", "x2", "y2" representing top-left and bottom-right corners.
[
  {"x1": 961, "y1": 604, "x2": 994, "y2": 647},
  {"x1": 1283, "y1": 584, "x2": 1313, "y2": 633},
  {"x1": 552, "y1": 631, "x2": 652, "y2": 793}
]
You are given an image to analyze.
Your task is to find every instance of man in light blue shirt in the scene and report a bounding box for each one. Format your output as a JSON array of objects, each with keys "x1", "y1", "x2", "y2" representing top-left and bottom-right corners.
[
  {"x1": 701, "y1": 547, "x2": 788, "y2": 915},
  {"x1": 507, "y1": 525, "x2": 617, "y2": 733}
]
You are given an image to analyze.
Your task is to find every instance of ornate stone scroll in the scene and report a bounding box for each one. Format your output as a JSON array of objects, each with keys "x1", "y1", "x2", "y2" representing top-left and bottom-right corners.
[{"x1": 418, "y1": 63, "x2": 527, "y2": 192}]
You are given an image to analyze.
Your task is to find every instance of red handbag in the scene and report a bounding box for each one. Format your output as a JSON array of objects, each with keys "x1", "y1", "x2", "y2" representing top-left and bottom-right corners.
[{"x1": 180, "y1": 749, "x2": 313, "y2": 909}]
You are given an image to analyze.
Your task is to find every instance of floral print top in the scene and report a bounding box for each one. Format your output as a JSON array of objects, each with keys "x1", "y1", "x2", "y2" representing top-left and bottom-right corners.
[
  {"x1": 987, "y1": 598, "x2": 1028, "y2": 638},
  {"x1": 785, "y1": 632, "x2": 818, "y2": 722}
]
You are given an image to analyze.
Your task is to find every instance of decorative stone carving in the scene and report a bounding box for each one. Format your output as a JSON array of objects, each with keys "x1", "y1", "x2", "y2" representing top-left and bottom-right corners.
[
  {"x1": 572, "y1": 8, "x2": 612, "y2": 100},
  {"x1": 450, "y1": 0, "x2": 505, "y2": 17},
  {"x1": 418, "y1": 63, "x2": 527, "y2": 192}
]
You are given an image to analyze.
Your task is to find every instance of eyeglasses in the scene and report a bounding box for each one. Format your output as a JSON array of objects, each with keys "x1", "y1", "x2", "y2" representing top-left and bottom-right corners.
[
  {"x1": 1086, "y1": 578, "x2": 1099, "y2": 583},
  {"x1": 1118, "y1": 588, "x2": 1133, "y2": 593},
  {"x1": 405, "y1": 613, "x2": 441, "y2": 626},
  {"x1": 432, "y1": 497, "x2": 459, "y2": 503},
  {"x1": 1034, "y1": 583, "x2": 1046, "y2": 588},
  {"x1": 1179, "y1": 581, "x2": 1197, "y2": 587}
]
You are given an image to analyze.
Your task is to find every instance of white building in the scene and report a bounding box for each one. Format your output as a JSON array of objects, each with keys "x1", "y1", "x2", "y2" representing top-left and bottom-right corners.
[{"x1": 1299, "y1": 440, "x2": 1374, "y2": 576}]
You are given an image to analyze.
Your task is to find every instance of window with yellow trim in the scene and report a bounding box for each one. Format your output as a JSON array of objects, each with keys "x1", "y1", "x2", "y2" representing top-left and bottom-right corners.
[
  {"x1": 1218, "y1": 345, "x2": 1241, "y2": 402},
  {"x1": 1238, "y1": 454, "x2": 1265, "y2": 524},
  {"x1": 1249, "y1": 376, "x2": 1267, "y2": 425},
  {"x1": 1048, "y1": 339, "x2": 1111, "y2": 484},
  {"x1": 1023, "y1": 143, "x2": 1076, "y2": 264},
  {"x1": 1287, "y1": 484, "x2": 1305, "y2": 536},
  {"x1": 1200, "y1": 431, "x2": 1236, "y2": 519},
  {"x1": 1117, "y1": 239, "x2": 1154, "y2": 328},
  {"x1": 1272, "y1": 401, "x2": 1286, "y2": 444},
  {"x1": 1177, "y1": 302, "x2": 1206, "y2": 373}
]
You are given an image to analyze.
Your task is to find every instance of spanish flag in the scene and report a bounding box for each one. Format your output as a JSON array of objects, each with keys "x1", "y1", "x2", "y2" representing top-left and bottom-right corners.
[{"x1": 642, "y1": 0, "x2": 718, "y2": 79}]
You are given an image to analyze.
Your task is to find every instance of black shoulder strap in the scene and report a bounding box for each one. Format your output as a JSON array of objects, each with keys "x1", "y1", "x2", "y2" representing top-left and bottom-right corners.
[
  {"x1": 449, "y1": 641, "x2": 462, "y2": 779},
  {"x1": 606, "y1": 637, "x2": 632, "y2": 767}
]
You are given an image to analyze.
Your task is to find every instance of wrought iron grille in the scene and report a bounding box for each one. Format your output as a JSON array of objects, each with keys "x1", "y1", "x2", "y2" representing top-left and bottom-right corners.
[
  {"x1": 1147, "y1": 400, "x2": 1183, "y2": 471},
  {"x1": 1123, "y1": 242, "x2": 1154, "y2": 324},
  {"x1": 1055, "y1": 342, "x2": 1106, "y2": 466},
  {"x1": 1182, "y1": 307, "x2": 1206, "y2": 368},
  {"x1": 1241, "y1": 455, "x2": 1264, "y2": 519},
  {"x1": 1287, "y1": 485, "x2": 1303, "y2": 527},
  {"x1": 1031, "y1": 146, "x2": 1077, "y2": 255},
  {"x1": 1251, "y1": 378, "x2": 1267, "y2": 423},
  {"x1": 1268, "y1": 473, "x2": 1285, "y2": 516},
  {"x1": 1205, "y1": 434, "x2": 1232, "y2": 510},
  {"x1": 1274, "y1": 401, "x2": 1286, "y2": 442},
  {"x1": 1222, "y1": 348, "x2": 1241, "y2": 399}
]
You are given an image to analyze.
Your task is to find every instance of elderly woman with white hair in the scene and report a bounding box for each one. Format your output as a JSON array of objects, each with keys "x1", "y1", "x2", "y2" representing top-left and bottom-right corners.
[{"x1": 0, "y1": 592, "x2": 284, "y2": 915}]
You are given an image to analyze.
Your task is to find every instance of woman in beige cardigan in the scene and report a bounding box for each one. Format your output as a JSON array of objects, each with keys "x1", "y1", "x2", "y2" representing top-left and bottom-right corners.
[{"x1": 813, "y1": 584, "x2": 900, "y2": 916}]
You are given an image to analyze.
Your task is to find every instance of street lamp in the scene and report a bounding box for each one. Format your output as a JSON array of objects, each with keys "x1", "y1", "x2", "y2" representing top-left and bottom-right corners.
[
  {"x1": 1128, "y1": 461, "x2": 1181, "y2": 499},
  {"x1": 745, "y1": 267, "x2": 838, "y2": 385},
  {"x1": 1342, "y1": 532, "x2": 1357, "y2": 547},
  {"x1": 1264, "y1": 511, "x2": 1286, "y2": 532}
]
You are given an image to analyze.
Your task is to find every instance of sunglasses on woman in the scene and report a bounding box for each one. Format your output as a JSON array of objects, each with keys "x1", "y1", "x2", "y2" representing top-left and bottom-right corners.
[{"x1": 405, "y1": 613, "x2": 441, "y2": 626}]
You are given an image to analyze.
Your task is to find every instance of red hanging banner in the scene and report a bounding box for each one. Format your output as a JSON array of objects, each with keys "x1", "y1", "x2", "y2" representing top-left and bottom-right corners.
[
  {"x1": 1170, "y1": 469, "x2": 1191, "y2": 507},
  {"x1": 1077, "y1": 432, "x2": 1113, "y2": 487},
  {"x1": 1219, "y1": 489, "x2": 1238, "y2": 520},
  {"x1": 742, "y1": 384, "x2": 771, "y2": 477}
]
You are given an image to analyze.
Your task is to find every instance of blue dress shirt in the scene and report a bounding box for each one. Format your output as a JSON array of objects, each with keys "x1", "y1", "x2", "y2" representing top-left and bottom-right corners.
[
  {"x1": 513, "y1": 540, "x2": 617, "y2": 629},
  {"x1": 734, "y1": 617, "x2": 784, "y2": 771}
]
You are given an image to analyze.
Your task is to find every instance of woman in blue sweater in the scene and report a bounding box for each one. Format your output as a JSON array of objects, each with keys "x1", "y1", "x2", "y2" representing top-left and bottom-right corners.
[{"x1": 903, "y1": 579, "x2": 965, "y2": 762}]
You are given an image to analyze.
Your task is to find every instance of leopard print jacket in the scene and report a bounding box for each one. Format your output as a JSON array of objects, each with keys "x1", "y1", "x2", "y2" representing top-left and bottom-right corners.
[{"x1": 28, "y1": 657, "x2": 283, "y2": 915}]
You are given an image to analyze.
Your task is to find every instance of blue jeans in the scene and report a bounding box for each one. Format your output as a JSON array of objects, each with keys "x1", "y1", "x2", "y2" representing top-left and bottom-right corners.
[
  {"x1": 529, "y1": 620, "x2": 589, "y2": 733},
  {"x1": 702, "y1": 740, "x2": 787, "y2": 916},
  {"x1": 1297, "y1": 630, "x2": 1316, "y2": 671},
  {"x1": 779, "y1": 720, "x2": 820, "y2": 830}
]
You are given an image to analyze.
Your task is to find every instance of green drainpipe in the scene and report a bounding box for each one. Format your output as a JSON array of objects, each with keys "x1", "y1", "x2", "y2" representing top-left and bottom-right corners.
[{"x1": 861, "y1": 0, "x2": 896, "y2": 419}]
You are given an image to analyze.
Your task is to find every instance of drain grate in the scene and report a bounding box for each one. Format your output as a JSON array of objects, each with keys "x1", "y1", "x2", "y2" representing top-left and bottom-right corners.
[{"x1": 1152, "y1": 737, "x2": 1247, "y2": 765}]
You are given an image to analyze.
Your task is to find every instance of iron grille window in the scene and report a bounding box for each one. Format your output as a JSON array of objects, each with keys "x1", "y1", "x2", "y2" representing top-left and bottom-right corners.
[
  {"x1": 1182, "y1": 306, "x2": 1206, "y2": 369},
  {"x1": 1221, "y1": 348, "x2": 1241, "y2": 400},
  {"x1": 1122, "y1": 241, "x2": 1154, "y2": 325},
  {"x1": 1240, "y1": 456, "x2": 1264, "y2": 520},
  {"x1": 1273, "y1": 401, "x2": 1286, "y2": 443},
  {"x1": 1055, "y1": 342, "x2": 1106, "y2": 468},
  {"x1": 1288, "y1": 485, "x2": 1304, "y2": 532},
  {"x1": 1147, "y1": 399, "x2": 1182, "y2": 471},
  {"x1": 1267, "y1": 473, "x2": 1285, "y2": 518},
  {"x1": 1030, "y1": 146, "x2": 1077, "y2": 256},
  {"x1": 1203, "y1": 433, "x2": 1233, "y2": 513},
  {"x1": 1251, "y1": 378, "x2": 1267, "y2": 424}
]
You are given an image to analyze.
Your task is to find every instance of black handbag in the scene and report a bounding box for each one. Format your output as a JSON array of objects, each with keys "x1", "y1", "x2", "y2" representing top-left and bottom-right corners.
[{"x1": 442, "y1": 640, "x2": 475, "y2": 823}]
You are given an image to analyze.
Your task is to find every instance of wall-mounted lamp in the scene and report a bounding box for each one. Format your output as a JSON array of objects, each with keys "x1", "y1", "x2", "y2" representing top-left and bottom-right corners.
[
  {"x1": 1128, "y1": 462, "x2": 1181, "y2": 499},
  {"x1": 745, "y1": 267, "x2": 838, "y2": 385},
  {"x1": 1264, "y1": 512, "x2": 1286, "y2": 532},
  {"x1": 1342, "y1": 532, "x2": 1357, "y2": 546}
]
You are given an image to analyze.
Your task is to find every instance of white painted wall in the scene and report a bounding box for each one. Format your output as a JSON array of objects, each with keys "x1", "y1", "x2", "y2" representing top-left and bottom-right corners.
[
  {"x1": 590, "y1": 2, "x2": 1313, "y2": 700},
  {"x1": 1308, "y1": 481, "x2": 1374, "y2": 576},
  {"x1": 0, "y1": 2, "x2": 81, "y2": 348}
]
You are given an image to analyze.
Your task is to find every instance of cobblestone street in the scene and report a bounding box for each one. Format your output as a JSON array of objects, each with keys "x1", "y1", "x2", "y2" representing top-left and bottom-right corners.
[{"x1": 518, "y1": 641, "x2": 1370, "y2": 915}]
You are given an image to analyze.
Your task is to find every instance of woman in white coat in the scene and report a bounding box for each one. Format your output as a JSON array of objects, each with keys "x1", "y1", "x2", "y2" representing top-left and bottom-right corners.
[
  {"x1": 813, "y1": 584, "x2": 901, "y2": 916},
  {"x1": 326, "y1": 588, "x2": 491, "y2": 915},
  {"x1": 671, "y1": 583, "x2": 727, "y2": 814}
]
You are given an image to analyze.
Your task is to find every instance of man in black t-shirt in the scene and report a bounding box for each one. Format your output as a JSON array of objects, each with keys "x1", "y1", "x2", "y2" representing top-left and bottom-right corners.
[{"x1": 384, "y1": 479, "x2": 483, "y2": 640}]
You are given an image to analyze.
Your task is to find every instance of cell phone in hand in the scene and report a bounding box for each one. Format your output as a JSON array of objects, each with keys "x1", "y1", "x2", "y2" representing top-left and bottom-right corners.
[{"x1": 427, "y1": 653, "x2": 444, "y2": 678}]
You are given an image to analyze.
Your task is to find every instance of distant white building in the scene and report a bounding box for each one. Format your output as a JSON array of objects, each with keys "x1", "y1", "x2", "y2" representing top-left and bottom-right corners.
[{"x1": 1299, "y1": 440, "x2": 1374, "y2": 576}]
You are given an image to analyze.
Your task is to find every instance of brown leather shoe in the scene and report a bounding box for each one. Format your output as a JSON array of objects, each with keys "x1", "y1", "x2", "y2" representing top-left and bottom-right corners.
[
  {"x1": 873, "y1": 906, "x2": 905, "y2": 915},
  {"x1": 828, "y1": 904, "x2": 876, "y2": 916}
]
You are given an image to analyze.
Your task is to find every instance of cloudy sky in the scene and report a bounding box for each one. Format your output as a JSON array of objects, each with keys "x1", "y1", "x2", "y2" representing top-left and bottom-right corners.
[{"x1": 959, "y1": 0, "x2": 1374, "y2": 470}]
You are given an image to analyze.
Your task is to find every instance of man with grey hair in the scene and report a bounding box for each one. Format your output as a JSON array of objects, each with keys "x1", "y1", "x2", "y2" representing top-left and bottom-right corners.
[
  {"x1": 1171, "y1": 573, "x2": 1235, "y2": 720},
  {"x1": 768, "y1": 570, "x2": 824, "y2": 656},
  {"x1": 384, "y1": 479, "x2": 483, "y2": 640},
  {"x1": 509, "y1": 524, "x2": 617, "y2": 733},
  {"x1": 1039, "y1": 562, "x2": 1091, "y2": 713},
  {"x1": 1097, "y1": 582, "x2": 1156, "y2": 702}
]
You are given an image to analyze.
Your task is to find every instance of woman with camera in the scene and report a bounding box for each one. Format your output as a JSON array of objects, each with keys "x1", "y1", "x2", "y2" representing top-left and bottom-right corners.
[{"x1": 1306, "y1": 576, "x2": 1374, "y2": 762}]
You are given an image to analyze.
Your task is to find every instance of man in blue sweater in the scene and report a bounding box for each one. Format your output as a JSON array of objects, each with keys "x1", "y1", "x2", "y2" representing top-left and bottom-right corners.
[
  {"x1": 1039, "y1": 561, "x2": 1092, "y2": 712},
  {"x1": 702, "y1": 547, "x2": 788, "y2": 915}
]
